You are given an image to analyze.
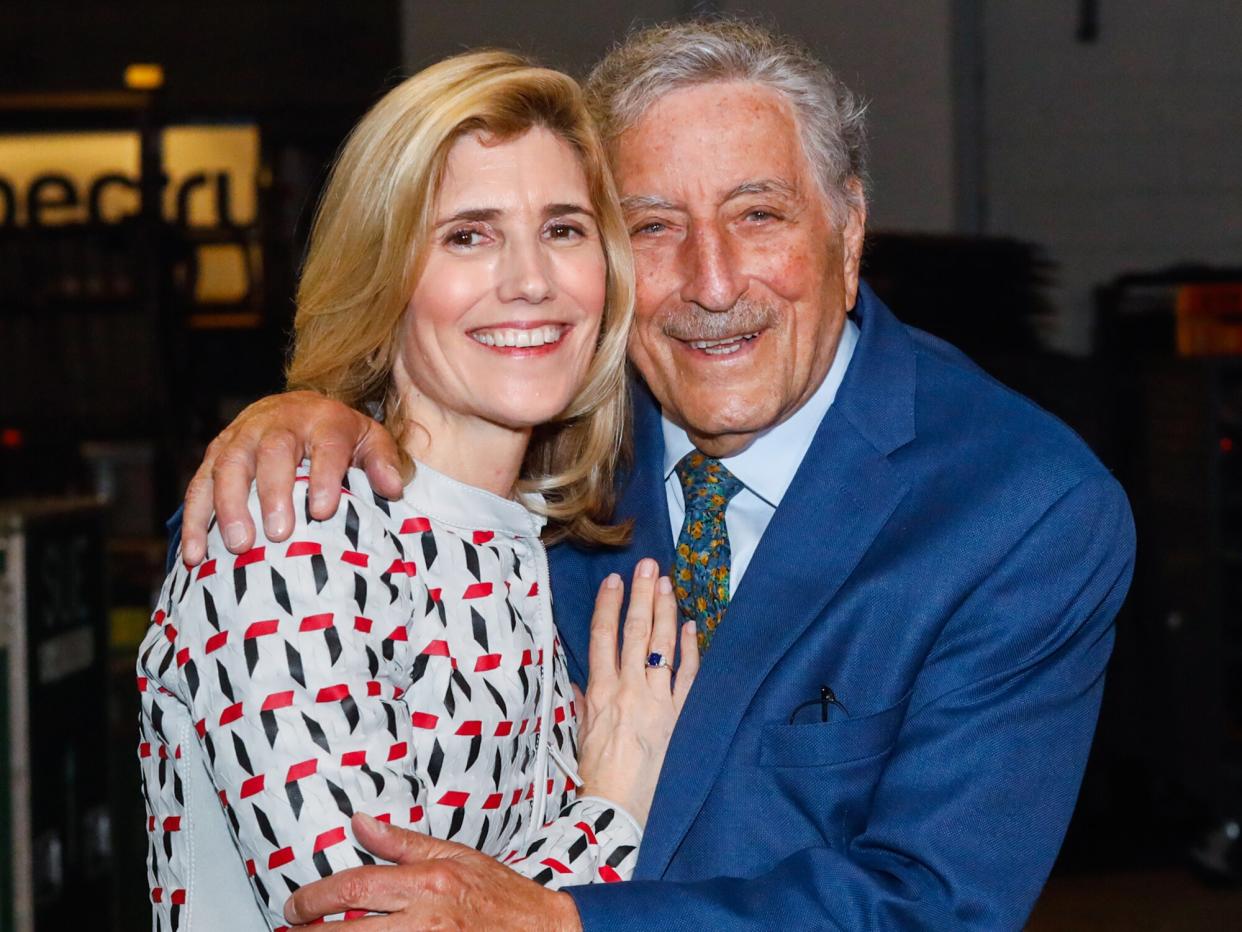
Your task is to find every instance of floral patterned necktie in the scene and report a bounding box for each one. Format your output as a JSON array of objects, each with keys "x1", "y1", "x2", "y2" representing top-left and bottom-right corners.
[{"x1": 673, "y1": 451, "x2": 745, "y2": 652}]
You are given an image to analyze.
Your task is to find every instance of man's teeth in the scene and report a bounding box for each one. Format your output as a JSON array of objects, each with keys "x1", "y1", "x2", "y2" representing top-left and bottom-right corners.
[
  {"x1": 471, "y1": 325, "x2": 565, "y2": 348},
  {"x1": 688, "y1": 332, "x2": 758, "y2": 355}
]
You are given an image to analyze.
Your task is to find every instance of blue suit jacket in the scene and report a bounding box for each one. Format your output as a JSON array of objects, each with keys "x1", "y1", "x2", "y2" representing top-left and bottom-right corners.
[{"x1": 555, "y1": 284, "x2": 1135, "y2": 930}]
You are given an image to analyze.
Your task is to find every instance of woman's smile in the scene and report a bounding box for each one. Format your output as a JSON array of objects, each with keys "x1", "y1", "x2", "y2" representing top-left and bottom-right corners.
[{"x1": 468, "y1": 321, "x2": 572, "y2": 354}]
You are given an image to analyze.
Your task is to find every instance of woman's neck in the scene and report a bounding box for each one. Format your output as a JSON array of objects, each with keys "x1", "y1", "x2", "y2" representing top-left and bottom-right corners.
[{"x1": 398, "y1": 397, "x2": 530, "y2": 498}]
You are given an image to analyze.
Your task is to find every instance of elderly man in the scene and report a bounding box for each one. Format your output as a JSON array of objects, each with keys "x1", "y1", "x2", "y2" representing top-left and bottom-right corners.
[{"x1": 176, "y1": 19, "x2": 1134, "y2": 930}]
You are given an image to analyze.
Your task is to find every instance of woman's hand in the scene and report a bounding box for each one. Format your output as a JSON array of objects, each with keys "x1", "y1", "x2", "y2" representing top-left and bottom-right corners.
[{"x1": 574, "y1": 557, "x2": 699, "y2": 827}]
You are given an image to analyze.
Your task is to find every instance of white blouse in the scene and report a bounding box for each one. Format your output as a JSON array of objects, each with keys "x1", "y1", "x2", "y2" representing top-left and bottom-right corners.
[{"x1": 138, "y1": 462, "x2": 639, "y2": 931}]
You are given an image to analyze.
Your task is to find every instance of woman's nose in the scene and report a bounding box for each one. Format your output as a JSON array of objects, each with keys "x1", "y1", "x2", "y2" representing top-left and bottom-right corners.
[{"x1": 498, "y1": 237, "x2": 554, "y2": 304}]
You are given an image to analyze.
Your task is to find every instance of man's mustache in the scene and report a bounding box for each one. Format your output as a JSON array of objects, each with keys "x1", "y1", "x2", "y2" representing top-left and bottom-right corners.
[{"x1": 659, "y1": 300, "x2": 778, "y2": 342}]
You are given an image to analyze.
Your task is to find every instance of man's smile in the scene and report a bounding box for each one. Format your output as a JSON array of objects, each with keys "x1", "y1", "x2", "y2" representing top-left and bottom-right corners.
[{"x1": 677, "y1": 330, "x2": 763, "y2": 356}]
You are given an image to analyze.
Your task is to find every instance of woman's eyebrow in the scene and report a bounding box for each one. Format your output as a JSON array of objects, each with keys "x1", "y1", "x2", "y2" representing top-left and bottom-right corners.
[
  {"x1": 435, "y1": 204, "x2": 594, "y2": 224},
  {"x1": 544, "y1": 202, "x2": 594, "y2": 219},
  {"x1": 435, "y1": 207, "x2": 500, "y2": 225}
]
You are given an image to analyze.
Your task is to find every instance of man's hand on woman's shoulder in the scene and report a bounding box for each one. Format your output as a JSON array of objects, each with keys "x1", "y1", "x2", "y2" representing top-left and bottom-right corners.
[{"x1": 181, "y1": 391, "x2": 406, "y2": 566}]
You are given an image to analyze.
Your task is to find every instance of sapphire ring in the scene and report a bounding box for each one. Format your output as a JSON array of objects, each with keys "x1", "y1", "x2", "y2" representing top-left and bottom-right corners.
[{"x1": 645, "y1": 651, "x2": 671, "y2": 670}]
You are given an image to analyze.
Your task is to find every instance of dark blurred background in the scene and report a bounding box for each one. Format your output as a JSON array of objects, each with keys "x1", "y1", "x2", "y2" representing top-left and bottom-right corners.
[{"x1": 1, "y1": 2, "x2": 1240, "y2": 929}]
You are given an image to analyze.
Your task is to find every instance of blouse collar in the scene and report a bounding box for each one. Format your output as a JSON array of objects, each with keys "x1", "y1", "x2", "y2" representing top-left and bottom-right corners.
[{"x1": 400, "y1": 459, "x2": 546, "y2": 537}]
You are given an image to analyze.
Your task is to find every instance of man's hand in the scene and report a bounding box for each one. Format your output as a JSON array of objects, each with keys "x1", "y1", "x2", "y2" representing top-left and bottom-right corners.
[
  {"x1": 181, "y1": 391, "x2": 407, "y2": 566},
  {"x1": 284, "y1": 813, "x2": 583, "y2": 930}
]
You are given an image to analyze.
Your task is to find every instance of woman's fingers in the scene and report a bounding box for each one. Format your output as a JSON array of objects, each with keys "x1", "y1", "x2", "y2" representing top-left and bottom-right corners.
[
  {"x1": 619, "y1": 558, "x2": 659, "y2": 673},
  {"x1": 644, "y1": 575, "x2": 678, "y2": 678},
  {"x1": 570, "y1": 681, "x2": 587, "y2": 722},
  {"x1": 587, "y1": 573, "x2": 624, "y2": 684},
  {"x1": 672, "y1": 621, "x2": 700, "y2": 710}
]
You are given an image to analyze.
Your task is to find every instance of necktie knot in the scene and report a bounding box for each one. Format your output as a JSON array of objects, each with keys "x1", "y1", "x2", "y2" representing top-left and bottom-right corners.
[{"x1": 675, "y1": 451, "x2": 744, "y2": 516}]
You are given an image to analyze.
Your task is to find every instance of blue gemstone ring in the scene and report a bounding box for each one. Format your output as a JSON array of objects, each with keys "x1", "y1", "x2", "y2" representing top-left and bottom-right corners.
[{"x1": 645, "y1": 651, "x2": 671, "y2": 670}]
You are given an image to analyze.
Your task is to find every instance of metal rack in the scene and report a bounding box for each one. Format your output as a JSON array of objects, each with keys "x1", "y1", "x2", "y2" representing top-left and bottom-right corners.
[{"x1": 0, "y1": 500, "x2": 110, "y2": 932}]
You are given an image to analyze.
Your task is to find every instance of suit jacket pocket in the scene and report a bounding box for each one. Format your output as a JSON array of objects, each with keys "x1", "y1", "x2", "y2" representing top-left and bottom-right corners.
[{"x1": 759, "y1": 693, "x2": 910, "y2": 768}]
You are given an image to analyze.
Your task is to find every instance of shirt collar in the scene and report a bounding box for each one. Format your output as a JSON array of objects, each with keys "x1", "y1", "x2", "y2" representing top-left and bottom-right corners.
[{"x1": 661, "y1": 316, "x2": 859, "y2": 507}]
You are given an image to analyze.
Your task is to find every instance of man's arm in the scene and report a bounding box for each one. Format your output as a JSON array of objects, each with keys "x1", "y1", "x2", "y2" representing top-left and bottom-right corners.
[
  {"x1": 567, "y1": 474, "x2": 1135, "y2": 931},
  {"x1": 180, "y1": 391, "x2": 405, "y2": 564}
]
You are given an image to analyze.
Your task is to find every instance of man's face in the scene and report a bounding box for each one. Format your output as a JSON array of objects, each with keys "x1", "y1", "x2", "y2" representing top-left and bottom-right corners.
[{"x1": 613, "y1": 81, "x2": 865, "y2": 456}]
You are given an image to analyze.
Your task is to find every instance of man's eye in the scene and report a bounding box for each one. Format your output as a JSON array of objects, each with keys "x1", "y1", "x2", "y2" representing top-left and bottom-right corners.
[
  {"x1": 631, "y1": 221, "x2": 666, "y2": 236},
  {"x1": 746, "y1": 209, "x2": 776, "y2": 222}
]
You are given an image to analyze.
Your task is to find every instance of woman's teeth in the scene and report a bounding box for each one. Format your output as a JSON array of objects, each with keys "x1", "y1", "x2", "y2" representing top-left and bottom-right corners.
[
  {"x1": 688, "y1": 332, "x2": 758, "y2": 356},
  {"x1": 471, "y1": 325, "x2": 565, "y2": 348}
]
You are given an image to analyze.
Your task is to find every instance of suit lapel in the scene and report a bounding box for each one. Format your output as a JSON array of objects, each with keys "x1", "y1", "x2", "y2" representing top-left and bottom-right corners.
[
  {"x1": 636, "y1": 286, "x2": 918, "y2": 878},
  {"x1": 615, "y1": 379, "x2": 676, "y2": 570},
  {"x1": 551, "y1": 378, "x2": 673, "y2": 677}
]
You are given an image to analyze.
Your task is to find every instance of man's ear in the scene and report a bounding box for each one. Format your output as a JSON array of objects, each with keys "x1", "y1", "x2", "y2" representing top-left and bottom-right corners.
[{"x1": 839, "y1": 177, "x2": 867, "y2": 308}]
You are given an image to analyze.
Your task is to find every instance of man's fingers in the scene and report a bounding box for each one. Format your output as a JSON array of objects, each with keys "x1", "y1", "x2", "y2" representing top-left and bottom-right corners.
[
  {"x1": 673, "y1": 621, "x2": 700, "y2": 709},
  {"x1": 210, "y1": 443, "x2": 260, "y2": 554},
  {"x1": 356, "y1": 419, "x2": 408, "y2": 500},
  {"x1": 180, "y1": 462, "x2": 217, "y2": 566},
  {"x1": 587, "y1": 573, "x2": 623, "y2": 684},
  {"x1": 306, "y1": 435, "x2": 353, "y2": 521},
  {"x1": 293, "y1": 915, "x2": 403, "y2": 930},
  {"x1": 254, "y1": 428, "x2": 299, "y2": 542},
  {"x1": 619, "y1": 558, "x2": 658, "y2": 672},
  {"x1": 351, "y1": 813, "x2": 468, "y2": 865},
  {"x1": 283, "y1": 864, "x2": 410, "y2": 925}
]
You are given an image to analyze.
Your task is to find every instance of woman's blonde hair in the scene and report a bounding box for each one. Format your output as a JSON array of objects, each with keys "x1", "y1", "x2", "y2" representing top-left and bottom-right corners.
[{"x1": 286, "y1": 51, "x2": 634, "y2": 546}]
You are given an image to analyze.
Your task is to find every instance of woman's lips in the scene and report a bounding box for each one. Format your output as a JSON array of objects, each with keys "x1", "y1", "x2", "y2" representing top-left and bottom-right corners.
[{"x1": 469, "y1": 323, "x2": 570, "y2": 355}]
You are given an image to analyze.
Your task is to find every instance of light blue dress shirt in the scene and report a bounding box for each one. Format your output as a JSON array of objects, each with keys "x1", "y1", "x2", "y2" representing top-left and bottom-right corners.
[{"x1": 662, "y1": 317, "x2": 859, "y2": 596}]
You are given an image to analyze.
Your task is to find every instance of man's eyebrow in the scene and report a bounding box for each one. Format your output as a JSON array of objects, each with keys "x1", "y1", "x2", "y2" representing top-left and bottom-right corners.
[
  {"x1": 723, "y1": 178, "x2": 800, "y2": 201},
  {"x1": 620, "y1": 194, "x2": 679, "y2": 213}
]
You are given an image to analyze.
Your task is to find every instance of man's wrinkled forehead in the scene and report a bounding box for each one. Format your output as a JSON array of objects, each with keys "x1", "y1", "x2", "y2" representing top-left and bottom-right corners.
[
  {"x1": 619, "y1": 178, "x2": 804, "y2": 217},
  {"x1": 609, "y1": 81, "x2": 820, "y2": 206}
]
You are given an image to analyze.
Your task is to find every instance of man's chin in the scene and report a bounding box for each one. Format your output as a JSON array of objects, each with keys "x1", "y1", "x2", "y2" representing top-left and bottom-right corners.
[{"x1": 671, "y1": 408, "x2": 780, "y2": 457}]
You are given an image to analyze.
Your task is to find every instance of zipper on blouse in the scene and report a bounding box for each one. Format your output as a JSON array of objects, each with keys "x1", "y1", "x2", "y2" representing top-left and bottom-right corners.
[{"x1": 523, "y1": 530, "x2": 559, "y2": 848}]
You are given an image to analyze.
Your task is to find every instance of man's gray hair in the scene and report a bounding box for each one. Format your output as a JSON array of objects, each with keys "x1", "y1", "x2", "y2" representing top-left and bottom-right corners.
[{"x1": 584, "y1": 18, "x2": 868, "y2": 221}]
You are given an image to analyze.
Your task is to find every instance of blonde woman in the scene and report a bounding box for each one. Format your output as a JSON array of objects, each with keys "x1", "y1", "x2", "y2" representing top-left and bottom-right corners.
[{"x1": 137, "y1": 52, "x2": 697, "y2": 930}]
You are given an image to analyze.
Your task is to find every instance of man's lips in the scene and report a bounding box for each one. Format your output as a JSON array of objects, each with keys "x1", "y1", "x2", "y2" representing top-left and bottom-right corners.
[{"x1": 674, "y1": 330, "x2": 762, "y2": 356}]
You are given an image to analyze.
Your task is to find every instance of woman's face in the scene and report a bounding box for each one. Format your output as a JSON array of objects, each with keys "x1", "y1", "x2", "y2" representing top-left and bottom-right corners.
[{"x1": 396, "y1": 127, "x2": 607, "y2": 435}]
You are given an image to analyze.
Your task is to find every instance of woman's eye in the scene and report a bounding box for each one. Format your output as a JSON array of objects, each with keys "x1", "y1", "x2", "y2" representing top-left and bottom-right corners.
[
  {"x1": 547, "y1": 222, "x2": 583, "y2": 240},
  {"x1": 445, "y1": 228, "x2": 484, "y2": 247}
]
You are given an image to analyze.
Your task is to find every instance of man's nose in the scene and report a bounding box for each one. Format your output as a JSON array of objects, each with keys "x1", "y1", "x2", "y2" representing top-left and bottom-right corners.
[
  {"x1": 679, "y1": 222, "x2": 745, "y2": 312},
  {"x1": 498, "y1": 237, "x2": 554, "y2": 304}
]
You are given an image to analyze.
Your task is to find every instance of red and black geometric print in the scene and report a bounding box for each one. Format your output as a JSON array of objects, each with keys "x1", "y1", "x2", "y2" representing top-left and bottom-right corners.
[{"x1": 138, "y1": 465, "x2": 639, "y2": 930}]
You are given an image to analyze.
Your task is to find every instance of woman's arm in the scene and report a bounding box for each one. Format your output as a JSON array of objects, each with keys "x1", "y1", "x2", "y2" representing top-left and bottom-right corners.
[{"x1": 150, "y1": 475, "x2": 420, "y2": 927}]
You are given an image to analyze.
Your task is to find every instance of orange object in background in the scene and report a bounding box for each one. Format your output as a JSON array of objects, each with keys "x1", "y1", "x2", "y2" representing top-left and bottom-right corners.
[{"x1": 1176, "y1": 283, "x2": 1242, "y2": 355}]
